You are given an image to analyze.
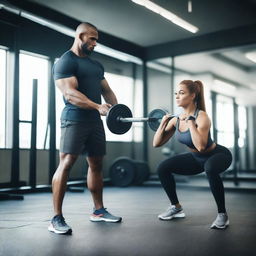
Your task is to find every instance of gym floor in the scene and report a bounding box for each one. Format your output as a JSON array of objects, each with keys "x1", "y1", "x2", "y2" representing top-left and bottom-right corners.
[{"x1": 0, "y1": 185, "x2": 255, "y2": 256}]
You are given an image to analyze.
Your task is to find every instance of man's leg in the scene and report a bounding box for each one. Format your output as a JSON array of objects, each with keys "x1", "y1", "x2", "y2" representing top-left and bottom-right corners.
[
  {"x1": 86, "y1": 156, "x2": 104, "y2": 210},
  {"x1": 52, "y1": 153, "x2": 78, "y2": 215},
  {"x1": 87, "y1": 155, "x2": 122, "y2": 223},
  {"x1": 48, "y1": 153, "x2": 78, "y2": 234}
]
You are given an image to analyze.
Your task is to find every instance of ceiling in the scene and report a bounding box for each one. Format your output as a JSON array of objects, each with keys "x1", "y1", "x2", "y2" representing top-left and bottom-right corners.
[
  {"x1": 1, "y1": 0, "x2": 256, "y2": 103},
  {"x1": 26, "y1": 0, "x2": 256, "y2": 47}
]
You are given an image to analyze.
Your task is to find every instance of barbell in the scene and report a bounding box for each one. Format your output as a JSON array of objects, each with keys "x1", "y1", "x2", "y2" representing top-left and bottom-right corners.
[{"x1": 106, "y1": 104, "x2": 173, "y2": 134}]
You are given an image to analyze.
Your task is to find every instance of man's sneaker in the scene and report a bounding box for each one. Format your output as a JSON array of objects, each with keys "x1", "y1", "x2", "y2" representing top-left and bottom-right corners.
[
  {"x1": 158, "y1": 205, "x2": 185, "y2": 220},
  {"x1": 90, "y1": 208, "x2": 122, "y2": 223},
  {"x1": 48, "y1": 215, "x2": 72, "y2": 234},
  {"x1": 211, "y1": 213, "x2": 229, "y2": 229}
]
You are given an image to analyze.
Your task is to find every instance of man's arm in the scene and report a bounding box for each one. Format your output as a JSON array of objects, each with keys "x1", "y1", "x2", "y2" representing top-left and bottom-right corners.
[
  {"x1": 56, "y1": 76, "x2": 111, "y2": 115},
  {"x1": 101, "y1": 79, "x2": 118, "y2": 105}
]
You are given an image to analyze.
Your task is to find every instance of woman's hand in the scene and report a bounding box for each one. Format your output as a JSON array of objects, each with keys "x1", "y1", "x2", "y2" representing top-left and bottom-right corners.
[{"x1": 153, "y1": 115, "x2": 176, "y2": 147}]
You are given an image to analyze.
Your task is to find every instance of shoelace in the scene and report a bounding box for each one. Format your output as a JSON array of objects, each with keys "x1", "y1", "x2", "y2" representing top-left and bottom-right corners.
[
  {"x1": 94, "y1": 207, "x2": 109, "y2": 215},
  {"x1": 56, "y1": 216, "x2": 67, "y2": 226}
]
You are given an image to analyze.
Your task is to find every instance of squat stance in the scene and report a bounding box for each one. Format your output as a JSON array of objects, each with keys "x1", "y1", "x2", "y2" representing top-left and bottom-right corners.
[{"x1": 153, "y1": 80, "x2": 232, "y2": 229}]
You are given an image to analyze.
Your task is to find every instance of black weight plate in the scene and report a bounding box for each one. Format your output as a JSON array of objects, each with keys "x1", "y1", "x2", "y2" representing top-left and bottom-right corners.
[
  {"x1": 106, "y1": 104, "x2": 133, "y2": 134},
  {"x1": 133, "y1": 161, "x2": 150, "y2": 185},
  {"x1": 109, "y1": 157, "x2": 136, "y2": 187},
  {"x1": 148, "y1": 109, "x2": 168, "y2": 131}
]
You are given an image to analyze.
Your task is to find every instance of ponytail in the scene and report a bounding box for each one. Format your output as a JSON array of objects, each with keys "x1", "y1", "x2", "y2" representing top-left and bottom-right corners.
[
  {"x1": 180, "y1": 80, "x2": 206, "y2": 112},
  {"x1": 194, "y1": 80, "x2": 206, "y2": 112}
]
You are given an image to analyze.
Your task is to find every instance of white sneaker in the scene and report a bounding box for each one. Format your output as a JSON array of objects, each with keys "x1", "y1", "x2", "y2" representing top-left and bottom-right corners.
[
  {"x1": 90, "y1": 208, "x2": 122, "y2": 223},
  {"x1": 158, "y1": 205, "x2": 185, "y2": 220},
  {"x1": 211, "y1": 213, "x2": 229, "y2": 229}
]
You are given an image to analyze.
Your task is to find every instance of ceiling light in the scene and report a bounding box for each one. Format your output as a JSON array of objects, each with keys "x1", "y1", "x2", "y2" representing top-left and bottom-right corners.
[
  {"x1": 188, "y1": 0, "x2": 192, "y2": 13},
  {"x1": 131, "y1": 0, "x2": 199, "y2": 33},
  {"x1": 245, "y1": 51, "x2": 256, "y2": 63},
  {"x1": 1, "y1": 3, "x2": 142, "y2": 64},
  {"x1": 96, "y1": 44, "x2": 142, "y2": 64}
]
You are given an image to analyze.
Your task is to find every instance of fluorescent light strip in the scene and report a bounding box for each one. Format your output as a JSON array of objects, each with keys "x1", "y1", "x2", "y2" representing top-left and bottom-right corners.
[
  {"x1": 132, "y1": 0, "x2": 199, "y2": 33},
  {"x1": 214, "y1": 79, "x2": 236, "y2": 91},
  {"x1": 1, "y1": 3, "x2": 142, "y2": 64},
  {"x1": 245, "y1": 51, "x2": 256, "y2": 64},
  {"x1": 22, "y1": 11, "x2": 142, "y2": 64},
  {"x1": 147, "y1": 61, "x2": 171, "y2": 74}
]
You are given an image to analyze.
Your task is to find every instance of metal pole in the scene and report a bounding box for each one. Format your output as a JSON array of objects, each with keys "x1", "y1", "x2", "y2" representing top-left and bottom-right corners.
[
  {"x1": 142, "y1": 61, "x2": 148, "y2": 162},
  {"x1": 233, "y1": 99, "x2": 239, "y2": 186},
  {"x1": 48, "y1": 58, "x2": 56, "y2": 184},
  {"x1": 11, "y1": 29, "x2": 20, "y2": 187},
  {"x1": 211, "y1": 91, "x2": 217, "y2": 142},
  {"x1": 131, "y1": 63, "x2": 136, "y2": 160},
  {"x1": 29, "y1": 79, "x2": 38, "y2": 189},
  {"x1": 119, "y1": 117, "x2": 149, "y2": 122}
]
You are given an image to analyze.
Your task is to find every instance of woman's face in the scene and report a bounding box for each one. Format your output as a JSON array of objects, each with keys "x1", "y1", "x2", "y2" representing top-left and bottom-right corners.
[{"x1": 175, "y1": 83, "x2": 195, "y2": 107}]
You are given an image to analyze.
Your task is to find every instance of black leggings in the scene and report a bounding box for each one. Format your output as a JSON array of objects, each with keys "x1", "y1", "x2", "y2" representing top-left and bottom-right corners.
[{"x1": 157, "y1": 144, "x2": 232, "y2": 213}]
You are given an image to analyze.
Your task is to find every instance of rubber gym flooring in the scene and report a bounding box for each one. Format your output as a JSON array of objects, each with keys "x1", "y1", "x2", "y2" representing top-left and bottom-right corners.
[{"x1": 0, "y1": 185, "x2": 255, "y2": 256}]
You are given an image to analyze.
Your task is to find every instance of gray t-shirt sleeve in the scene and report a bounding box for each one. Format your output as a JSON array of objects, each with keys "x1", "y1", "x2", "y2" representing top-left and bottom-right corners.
[{"x1": 53, "y1": 56, "x2": 77, "y2": 80}]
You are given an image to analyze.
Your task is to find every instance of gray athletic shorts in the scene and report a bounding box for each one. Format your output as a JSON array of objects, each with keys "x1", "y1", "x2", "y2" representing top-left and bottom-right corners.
[{"x1": 60, "y1": 120, "x2": 106, "y2": 156}]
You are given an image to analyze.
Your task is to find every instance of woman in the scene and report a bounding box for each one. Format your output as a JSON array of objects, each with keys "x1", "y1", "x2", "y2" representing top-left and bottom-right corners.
[{"x1": 153, "y1": 80, "x2": 232, "y2": 229}]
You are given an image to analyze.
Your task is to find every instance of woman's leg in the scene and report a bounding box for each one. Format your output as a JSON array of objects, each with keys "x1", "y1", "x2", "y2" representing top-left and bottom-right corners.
[
  {"x1": 157, "y1": 153, "x2": 202, "y2": 205},
  {"x1": 204, "y1": 146, "x2": 232, "y2": 213}
]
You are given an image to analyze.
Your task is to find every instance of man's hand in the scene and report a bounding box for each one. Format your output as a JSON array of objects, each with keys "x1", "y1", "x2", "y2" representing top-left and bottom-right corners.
[{"x1": 98, "y1": 103, "x2": 112, "y2": 116}]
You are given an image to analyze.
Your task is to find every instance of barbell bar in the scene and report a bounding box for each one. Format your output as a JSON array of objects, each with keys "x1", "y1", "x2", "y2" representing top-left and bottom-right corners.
[{"x1": 106, "y1": 104, "x2": 174, "y2": 135}]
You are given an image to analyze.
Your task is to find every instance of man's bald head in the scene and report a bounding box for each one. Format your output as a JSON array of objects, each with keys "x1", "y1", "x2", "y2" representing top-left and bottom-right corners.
[
  {"x1": 75, "y1": 22, "x2": 98, "y2": 37},
  {"x1": 72, "y1": 22, "x2": 98, "y2": 56}
]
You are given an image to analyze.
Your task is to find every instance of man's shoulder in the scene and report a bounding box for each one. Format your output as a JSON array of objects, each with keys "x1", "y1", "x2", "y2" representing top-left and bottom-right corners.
[
  {"x1": 54, "y1": 51, "x2": 77, "y2": 69},
  {"x1": 59, "y1": 50, "x2": 76, "y2": 62},
  {"x1": 53, "y1": 51, "x2": 77, "y2": 77}
]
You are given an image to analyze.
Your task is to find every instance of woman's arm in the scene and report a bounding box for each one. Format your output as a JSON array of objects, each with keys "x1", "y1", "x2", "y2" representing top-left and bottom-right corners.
[
  {"x1": 187, "y1": 111, "x2": 211, "y2": 152},
  {"x1": 153, "y1": 116, "x2": 177, "y2": 147}
]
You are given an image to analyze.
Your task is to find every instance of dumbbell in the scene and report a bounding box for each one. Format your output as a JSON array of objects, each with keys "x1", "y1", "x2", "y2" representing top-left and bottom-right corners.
[{"x1": 106, "y1": 104, "x2": 174, "y2": 134}]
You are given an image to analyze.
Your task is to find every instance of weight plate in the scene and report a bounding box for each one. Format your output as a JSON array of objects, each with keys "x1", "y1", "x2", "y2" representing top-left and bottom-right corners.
[
  {"x1": 106, "y1": 104, "x2": 133, "y2": 134},
  {"x1": 109, "y1": 157, "x2": 136, "y2": 187},
  {"x1": 148, "y1": 109, "x2": 168, "y2": 131}
]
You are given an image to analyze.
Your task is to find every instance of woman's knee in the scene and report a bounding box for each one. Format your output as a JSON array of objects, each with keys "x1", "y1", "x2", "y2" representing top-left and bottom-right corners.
[{"x1": 157, "y1": 162, "x2": 171, "y2": 178}]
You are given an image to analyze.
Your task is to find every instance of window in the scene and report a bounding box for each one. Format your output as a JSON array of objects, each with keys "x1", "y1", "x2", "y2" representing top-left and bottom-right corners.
[
  {"x1": 0, "y1": 48, "x2": 7, "y2": 148},
  {"x1": 19, "y1": 52, "x2": 49, "y2": 149},
  {"x1": 238, "y1": 106, "x2": 247, "y2": 148},
  {"x1": 102, "y1": 72, "x2": 134, "y2": 142},
  {"x1": 216, "y1": 95, "x2": 234, "y2": 148}
]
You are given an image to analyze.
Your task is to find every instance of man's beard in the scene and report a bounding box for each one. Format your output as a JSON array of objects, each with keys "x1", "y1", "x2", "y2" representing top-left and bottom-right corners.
[{"x1": 82, "y1": 43, "x2": 93, "y2": 55}]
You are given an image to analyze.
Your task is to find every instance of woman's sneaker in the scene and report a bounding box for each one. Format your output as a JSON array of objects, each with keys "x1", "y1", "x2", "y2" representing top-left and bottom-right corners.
[
  {"x1": 158, "y1": 205, "x2": 186, "y2": 220},
  {"x1": 48, "y1": 215, "x2": 72, "y2": 234},
  {"x1": 90, "y1": 208, "x2": 122, "y2": 223},
  {"x1": 211, "y1": 213, "x2": 229, "y2": 229}
]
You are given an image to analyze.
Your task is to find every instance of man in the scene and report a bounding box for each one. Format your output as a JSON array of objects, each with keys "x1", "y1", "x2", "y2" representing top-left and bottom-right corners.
[{"x1": 48, "y1": 22, "x2": 122, "y2": 235}]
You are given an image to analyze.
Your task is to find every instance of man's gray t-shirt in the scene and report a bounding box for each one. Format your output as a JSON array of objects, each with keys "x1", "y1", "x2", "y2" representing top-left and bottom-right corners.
[{"x1": 53, "y1": 51, "x2": 105, "y2": 122}]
